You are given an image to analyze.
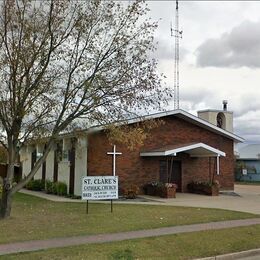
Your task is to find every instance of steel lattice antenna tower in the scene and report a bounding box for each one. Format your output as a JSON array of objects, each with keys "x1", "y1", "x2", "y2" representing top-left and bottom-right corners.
[{"x1": 171, "y1": 0, "x2": 182, "y2": 109}]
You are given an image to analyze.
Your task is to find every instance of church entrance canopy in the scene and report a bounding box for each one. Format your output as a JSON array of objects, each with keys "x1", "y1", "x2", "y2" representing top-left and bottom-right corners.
[{"x1": 140, "y1": 143, "x2": 225, "y2": 175}]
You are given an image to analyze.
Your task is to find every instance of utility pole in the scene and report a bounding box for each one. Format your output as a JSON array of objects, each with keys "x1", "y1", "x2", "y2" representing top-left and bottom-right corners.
[{"x1": 171, "y1": 0, "x2": 182, "y2": 110}]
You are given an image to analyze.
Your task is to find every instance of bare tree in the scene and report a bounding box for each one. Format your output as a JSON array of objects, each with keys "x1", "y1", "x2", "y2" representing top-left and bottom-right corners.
[{"x1": 0, "y1": 0, "x2": 171, "y2": 219}]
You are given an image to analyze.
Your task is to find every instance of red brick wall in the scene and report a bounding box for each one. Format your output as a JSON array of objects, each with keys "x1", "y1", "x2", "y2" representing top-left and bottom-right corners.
[{"x1": 87, "y1": 116, "x2": 234, "y2": 193}]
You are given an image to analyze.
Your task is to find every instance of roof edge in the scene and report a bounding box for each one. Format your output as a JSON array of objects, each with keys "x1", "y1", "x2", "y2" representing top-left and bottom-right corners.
[
  {"x1": 140, "y1": 142, "x2": 226, "y2": 157},
  {"x1": 87, "y1": 109, "x2": 244, "y2": 143}
]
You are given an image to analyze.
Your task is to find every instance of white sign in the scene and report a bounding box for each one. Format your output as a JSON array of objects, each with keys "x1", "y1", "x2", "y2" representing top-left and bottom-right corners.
[
  {"x1": 242, "y1": 168, "x2": 247, "y2": 175},
  {"x1": 82, "y1": 176, "x2": 118, "y2": 200}
]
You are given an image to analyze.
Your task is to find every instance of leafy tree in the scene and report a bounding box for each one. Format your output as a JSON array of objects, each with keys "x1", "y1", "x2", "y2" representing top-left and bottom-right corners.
[{"x1": 0, "y1": 0, "x2": 170, "y2": 218}]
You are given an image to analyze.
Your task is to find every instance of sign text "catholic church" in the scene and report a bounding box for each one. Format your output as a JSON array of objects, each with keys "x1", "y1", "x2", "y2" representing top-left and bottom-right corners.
[{"x1": 82, "y1": 176, "x2": 118, "y2": 200}]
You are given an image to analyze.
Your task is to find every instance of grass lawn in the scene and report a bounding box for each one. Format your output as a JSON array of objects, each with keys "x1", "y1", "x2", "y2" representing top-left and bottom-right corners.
[
  {"x1": 0, "y1": 193, "x2": 258, "y2": 244},
  {"x1": 3, "y1": 225, "x2": 260, "y2": 259}
]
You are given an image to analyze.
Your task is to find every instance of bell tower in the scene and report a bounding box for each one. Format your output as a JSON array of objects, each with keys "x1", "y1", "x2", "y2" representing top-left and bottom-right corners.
[{"x1": 197, "y1": 100, "x2": 233, "y2": 132}]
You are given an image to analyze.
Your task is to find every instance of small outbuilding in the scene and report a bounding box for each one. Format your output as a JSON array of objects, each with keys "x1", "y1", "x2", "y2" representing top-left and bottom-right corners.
[{"x1": 236, "y1": 144, "x2": 260, "y2": 182}]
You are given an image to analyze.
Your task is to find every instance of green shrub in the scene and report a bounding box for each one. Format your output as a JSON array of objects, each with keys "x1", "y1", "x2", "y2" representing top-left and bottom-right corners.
[
  {"x1": 45, "y1": 180, "x2": 67, "y2": 196},
  {"x1": 13, "y1": 174, "x2": 21, "y2": 183},
  {"x1": 56, "y1": 182, "x2": 67, "y2": 196},
  {"x1": 26, "y1": 179, "x2": 45, "y2": 191},
  {"x1": 45, "y1": 180, "x2": 53, "y2": 194},
  {"x1": 51, "y1": 182, "x2": 58, "y2": 195}
]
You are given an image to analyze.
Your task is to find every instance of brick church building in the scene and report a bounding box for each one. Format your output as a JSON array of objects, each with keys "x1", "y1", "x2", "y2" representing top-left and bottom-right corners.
[{"x1": 20, "y1": 107, "x2": 243, "y2": 195}]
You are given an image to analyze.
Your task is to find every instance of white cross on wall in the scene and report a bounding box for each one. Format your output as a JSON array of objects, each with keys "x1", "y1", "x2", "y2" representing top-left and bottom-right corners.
[{"x1": 107, "y1": 145, "x2": 122, "y2": 176}]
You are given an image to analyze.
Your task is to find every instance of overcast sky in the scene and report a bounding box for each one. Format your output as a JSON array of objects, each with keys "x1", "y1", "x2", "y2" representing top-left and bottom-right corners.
[{"x1": 146, "y1": 1, "x2": 260, "y2": 143}]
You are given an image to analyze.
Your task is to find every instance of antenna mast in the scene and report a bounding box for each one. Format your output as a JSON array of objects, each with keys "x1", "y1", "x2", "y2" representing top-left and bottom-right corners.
[{"x1": 171, "y1": 0, "x2": 182, "y2": 109}]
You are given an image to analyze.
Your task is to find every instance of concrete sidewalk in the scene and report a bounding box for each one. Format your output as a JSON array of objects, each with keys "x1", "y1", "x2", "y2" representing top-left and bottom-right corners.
[
  {"x1": 19, "y1": 189, "x2": 83, "y2": 202},
  {"x1": 196, "y1": 248, "x2": 260, "y2": 260},
  {"x1": 141, "y1": 184, "x2": 260, "y2": 215},
  {"x1": 19, "y1": 189, "x2": 162, "y2": 205},
  {"x1": 1, "y1": 218, "x2": 260, "y2": 256}
]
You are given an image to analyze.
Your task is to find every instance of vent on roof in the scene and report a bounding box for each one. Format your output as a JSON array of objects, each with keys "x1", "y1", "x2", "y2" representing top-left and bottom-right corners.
[{"x1": 223, "y1": 100, "x2": 228, "y2": 111}]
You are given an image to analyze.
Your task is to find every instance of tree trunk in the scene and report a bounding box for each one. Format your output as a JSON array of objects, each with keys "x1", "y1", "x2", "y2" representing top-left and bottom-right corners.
[
  {"x1": 0, "y1": 141, "x2": 16, "y2": 219},
  {"x1": 0, "y1": 185, "x2": 12, "y2": 219}
]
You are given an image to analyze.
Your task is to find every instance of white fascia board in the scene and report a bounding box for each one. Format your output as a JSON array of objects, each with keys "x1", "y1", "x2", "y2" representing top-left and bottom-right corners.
[
  {"x1": 140, "y1": 143, "x2": 226, "y2": 157},
  {"x1": 140, "y1": 151, "x2": 166, "y2": 156},
  {"x1": 190, "y1": 154, "x2": 220, "y2": 158},
  {"x1": 163, "y1": 143, "x2": 200, "y2": 155},
  {"x1": 164, "y1": 143, "x2": 225, "y2": 157},
  {"x1": 200, "y1": 143, "x2": 226, "y2": 157}
]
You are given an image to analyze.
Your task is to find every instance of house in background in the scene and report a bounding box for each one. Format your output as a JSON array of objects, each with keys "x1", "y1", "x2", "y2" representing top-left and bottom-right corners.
[
  {"x1": 20, "y1": 104, "x2": 243, "y2": 196},
  {"x1": 0, "y1": 146, "x2": 22, "y2": 183},
  {"x1": 236, "y1": 144, "x2": 260, "y2": 182}
]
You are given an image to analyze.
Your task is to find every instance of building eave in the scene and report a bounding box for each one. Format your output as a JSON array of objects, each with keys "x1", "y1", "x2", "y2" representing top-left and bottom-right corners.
[{"x1": 140, "y1": 142, "x2": 226, "y2": 157}]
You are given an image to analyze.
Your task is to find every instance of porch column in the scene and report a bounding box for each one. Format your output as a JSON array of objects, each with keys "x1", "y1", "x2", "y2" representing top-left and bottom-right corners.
[{"x1": 216, "y1": 154, "x2": 220, "y2": 175}]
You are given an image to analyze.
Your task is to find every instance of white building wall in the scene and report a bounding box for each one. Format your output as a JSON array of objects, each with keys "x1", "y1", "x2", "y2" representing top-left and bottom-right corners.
[
  {"x1": 58, "y1": 161, "x2": 70, "y2": 193},
  {"x1": 197, "y1": 112, "x2": 210, "y2": 122},
  {"x1": 225, "y1": 113, "x2": 233, "y2": 132},
  {"x1": 198, "y1": 110, "x2": 233, "y2": 132},
  {"x1": 198, "y1": 111, "x2": 218, "y2": 126},
  {"x1": 34, "y1": 165, "x2": 42, "y2": 179},
  {"x1": 45, "y1": 150, "x2": 54, "y2": 181},
  {"x1": 20, "y1": 146, "x2": 41, "y2": 179},
  {"x1": 74, "y1": 137, "x2": 87, "y2": 196},
  {"x1": 20, "y1": 147, "x2": 31, "y2": 177},
  {"x1": 20, "y1": 137, "x2": 87, "y2": 196}
]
